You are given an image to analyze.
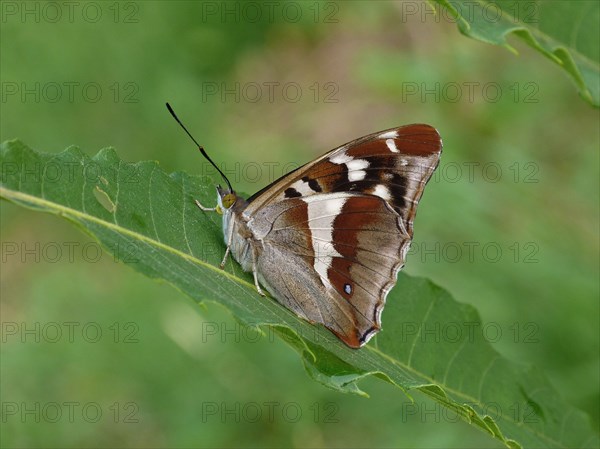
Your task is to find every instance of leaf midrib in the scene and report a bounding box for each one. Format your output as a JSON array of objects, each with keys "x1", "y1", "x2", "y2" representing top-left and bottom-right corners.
[{"x1": 0, "y1": 186, "x2": 250, "y2": 287}]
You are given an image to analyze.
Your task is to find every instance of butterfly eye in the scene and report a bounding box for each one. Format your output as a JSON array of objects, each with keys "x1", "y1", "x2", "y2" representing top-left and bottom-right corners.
[{"x1": 221, "y1": 193, "x2": 236, "y2": 209}]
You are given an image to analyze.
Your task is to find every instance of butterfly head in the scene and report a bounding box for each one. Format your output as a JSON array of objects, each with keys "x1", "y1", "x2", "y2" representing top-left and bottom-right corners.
[{"x1": 215, "y1": 185, "x2": 237, "y2": 215}]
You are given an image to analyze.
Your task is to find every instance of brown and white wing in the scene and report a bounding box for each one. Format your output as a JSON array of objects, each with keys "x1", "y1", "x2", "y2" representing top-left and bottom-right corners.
[
  {"x1": 244, "y1": 124, "x2": 441, "y2": 348},
  {"x1": 244, "y1": 124, "x2": 442, "y2": 237},
  {"x1": 248, "y1": 193, "x2": 410, "y2": 348}
]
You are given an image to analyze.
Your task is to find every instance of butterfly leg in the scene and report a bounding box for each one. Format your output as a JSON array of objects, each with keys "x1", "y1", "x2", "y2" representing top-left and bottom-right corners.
[
  {"x1": 194, "y1": 199, "x2": 216, "y2": 212},
  {"x1": 219, "y1": 221, "x2": 235, "y2": 269},
  {"x1": 251, "y1": 245, "x2": 265, "y2": 297}
]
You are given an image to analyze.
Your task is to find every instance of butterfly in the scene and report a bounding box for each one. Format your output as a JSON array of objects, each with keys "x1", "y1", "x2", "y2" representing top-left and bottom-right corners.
[{"x1": 167, "y1": 103, "x2": 442, "y2": 348}]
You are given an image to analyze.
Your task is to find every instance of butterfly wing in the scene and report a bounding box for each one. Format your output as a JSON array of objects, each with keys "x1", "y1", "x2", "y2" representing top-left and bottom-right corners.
[
  {"x1": 249, "y1": 193, "x2": 413, "y2": 347},
  {"x1": 244, "y1": 124, "x2": 442, "y2": 237},
  {"x1": 243, "y1": 124, "x2": 442, "y2": 347}
]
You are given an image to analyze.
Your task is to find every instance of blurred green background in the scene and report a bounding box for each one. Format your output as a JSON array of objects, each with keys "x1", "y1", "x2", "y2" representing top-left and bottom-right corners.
[{"x1": 1, "y1": 1, "x2": 598, "y2": 448}]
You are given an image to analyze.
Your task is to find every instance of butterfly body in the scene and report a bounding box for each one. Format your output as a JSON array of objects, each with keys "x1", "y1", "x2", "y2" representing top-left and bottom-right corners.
[{"x1": 204, "y1": 124, "x2": 442, "y2": 348}]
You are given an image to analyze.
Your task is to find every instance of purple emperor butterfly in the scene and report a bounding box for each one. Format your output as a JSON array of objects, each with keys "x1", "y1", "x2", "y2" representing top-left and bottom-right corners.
[{"x1": 167, "y1": 104, "x2": 442, "y2": 348}]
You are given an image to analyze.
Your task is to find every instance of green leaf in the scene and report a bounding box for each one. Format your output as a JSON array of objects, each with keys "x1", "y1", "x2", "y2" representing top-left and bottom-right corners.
[
  {"x1": 1, "y1": 140, "x2": 598, "y2": 448},
  {"x1": 431, "y1": 0, "x2": 600, "y2": 107}
]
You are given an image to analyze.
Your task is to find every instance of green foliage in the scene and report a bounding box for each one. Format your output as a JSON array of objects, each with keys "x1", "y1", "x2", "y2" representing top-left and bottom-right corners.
[
  {"x1": 2, "y1": 140, "x2": 597, "y2": 448},
  {"x1": 432, "y1": 0, "x2": 600, "y2": 106},
  {"x1": 2, "y1": 2, "x2": 598, "y2": 447}
]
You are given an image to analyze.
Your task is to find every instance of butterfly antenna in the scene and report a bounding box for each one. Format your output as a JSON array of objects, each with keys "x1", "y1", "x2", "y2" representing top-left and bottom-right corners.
[{"x1": 165, "y1": 102, "x2": 233, "y2": 192}]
